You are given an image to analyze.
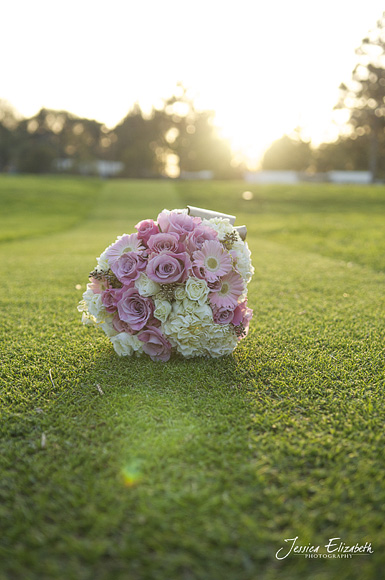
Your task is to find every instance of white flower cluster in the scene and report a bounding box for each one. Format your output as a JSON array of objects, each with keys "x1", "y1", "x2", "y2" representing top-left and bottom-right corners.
[
  {"x1": 162, "y1": 297, "x2": 238, "y2": 358},
  {"x1": 110, "y1": 333, "x2": 143, "y2": 356},
  {"x1": 202, "y1": 217, "x2": 235, "y2": 240},
  {"x1": 202, "y1": 217, "x2": 254, "y2": 283},
  {"x1": 232, "y1": 239, "x2": 254, "y2": 283}
]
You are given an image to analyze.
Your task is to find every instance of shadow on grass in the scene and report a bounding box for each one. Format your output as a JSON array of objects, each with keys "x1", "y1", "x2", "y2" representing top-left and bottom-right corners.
[
  {"x1": 3, "y1": 343, "x2": 382, "y2": 579},
  {"x1": 49, "y1": 346, "x2": 251, "y2": 440},
  {"x1": 41, "y1": 345, "x2": 253, "y2": 471}
]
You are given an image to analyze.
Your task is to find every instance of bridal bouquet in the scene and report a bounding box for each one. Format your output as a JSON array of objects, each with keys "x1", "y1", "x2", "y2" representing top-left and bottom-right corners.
[{"x1": 78, "y1": 207, "x2": 254, "y2": 361}]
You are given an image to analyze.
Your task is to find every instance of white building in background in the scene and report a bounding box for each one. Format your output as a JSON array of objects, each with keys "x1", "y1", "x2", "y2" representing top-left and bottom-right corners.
[
  {"x1": 244, "y1": 171, "x2": 299, "y2": 184},
  {"x1": 180, "y1": 170, "x2": 214, "y2": 180},
  {"x1": 54, "y1": 159, "x2": 124, "y2": 178},
  {"x1": 327, "y1": 171, "x2": 373, "y2": 184},
  {"x1": 244, "y1": 170, "x2": 374, "y2": 185},
  {"x1": 90, "y1": 160, "x2": 124, "y2": 178}
]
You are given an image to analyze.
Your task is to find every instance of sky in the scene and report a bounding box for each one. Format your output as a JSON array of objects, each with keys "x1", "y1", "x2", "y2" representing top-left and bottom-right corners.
[{"x1": 2, "y1": 0, "x2": 385, "y2": 165}]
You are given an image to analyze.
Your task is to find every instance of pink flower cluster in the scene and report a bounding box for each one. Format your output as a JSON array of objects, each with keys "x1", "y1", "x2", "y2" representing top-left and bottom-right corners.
[{"x1": 86, "y1": 210, "x2": 253, "y2": 361}]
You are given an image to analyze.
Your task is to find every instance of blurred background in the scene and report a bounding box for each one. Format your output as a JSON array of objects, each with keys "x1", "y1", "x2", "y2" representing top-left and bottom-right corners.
[{"x1": 2, "y1": 0, "x2": 385, "y2": 183}]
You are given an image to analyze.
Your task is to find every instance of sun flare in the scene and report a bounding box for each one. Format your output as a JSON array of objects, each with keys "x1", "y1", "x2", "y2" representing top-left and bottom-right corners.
[{"x1": 2, "y1": 0, "x2": 385, "y2": 167}]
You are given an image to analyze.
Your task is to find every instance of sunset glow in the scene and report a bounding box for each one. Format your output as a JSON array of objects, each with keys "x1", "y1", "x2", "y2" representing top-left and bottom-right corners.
[{"x1": 2, "y1": 0, "x2": 385, "y2": 165}]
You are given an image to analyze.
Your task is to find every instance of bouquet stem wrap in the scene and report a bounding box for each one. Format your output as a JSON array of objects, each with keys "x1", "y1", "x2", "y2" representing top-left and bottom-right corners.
[{"x1": 187, "y1": 206, "x2": 247, "y2": 240}]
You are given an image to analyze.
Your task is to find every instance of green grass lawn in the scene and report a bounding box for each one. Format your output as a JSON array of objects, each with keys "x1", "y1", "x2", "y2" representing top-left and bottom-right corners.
[{"x1": 1, "y1": 176, "x2": 384, "y2": 580}]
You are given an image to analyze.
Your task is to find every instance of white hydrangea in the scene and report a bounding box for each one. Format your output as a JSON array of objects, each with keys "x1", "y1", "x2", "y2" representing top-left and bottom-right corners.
[
  {"x1": 161, "y1": 298, "x2": 237, "y2": 358},
  {"x1": 77, "y1": 300, "x2": 89, "y2": 314},
  {"x1": 202, "y1": 217, "x2": 235, "y2": 241},
  {"x1": 202, "y1": 324, "x2": 238, "y2": 357},
  {"x1": 110, "y1": 332, "x2": 144, "y2": 356},
  {"x1": 162, "y1": 312, "x2": 208, "y2": 358},
  {"x1": 100, "y1": 316, "x2": 118, "y2": 338},
  {"x1": 135, "y1": 273, "x2": 161, "y2": 297},
  {"x1": 161, "y1": 208, "x2": 188, "y2": 215},
  {"x1": 80, "y1": 311, "x2": 96, "y2": 326},
  {"x1": 96, "y1": 250, "x2": 109, "y2": 271},
  {"x1": 232, "y1": 240, "x2": 255, "y2": 283}
]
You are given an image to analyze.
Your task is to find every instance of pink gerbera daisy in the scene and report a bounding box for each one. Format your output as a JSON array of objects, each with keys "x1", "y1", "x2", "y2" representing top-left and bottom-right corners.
[
  {"x1": 209, "y1": 270, "x2": 244, "y2": 309},
  {"x1": 192, "y1": 240, "x2": 232, "y2": 282},
  {"x1": 105, "y1": 234, "x2": 145, "y2": 265}
]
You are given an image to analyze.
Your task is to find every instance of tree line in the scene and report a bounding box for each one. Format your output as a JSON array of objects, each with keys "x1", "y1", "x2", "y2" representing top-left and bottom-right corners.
[
  {"x1": 263, "y1": 12, "x2": 385, "y2": 180},
  {"x1": 0, "y1": 87, "x2": 238, "y2": 179},
  {"x1": 2, "y1": 12, "x2": 385, "y2": 179}
]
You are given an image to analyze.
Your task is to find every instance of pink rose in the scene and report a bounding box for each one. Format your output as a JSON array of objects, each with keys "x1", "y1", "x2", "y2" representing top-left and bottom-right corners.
[
  {"x1": 186, "y1": 225, "x2": 218, "y2": 252},
  {"x1": 157, "y1": 211, "x2": 201, "y2": 239},
  {"x1": 167, "y1": 212, "x2": 201, "y2": 239},
  {"x1": 212, "y1": 306, "x2": 235, "y2": 325},
  {"x1": 146, "y1": 251, "x2": 191, "y2": 284},
  {"x1": 111, "y1": 252, "x2": 146, "y2": 284},
  {"x1": 112, "y1": 313, "x2": 136, "y2": 335},
  {"x1": 101, "y1": 288, "x2": 121, "y2": 313},
  {"x1": 156, "y1": 211, "x2": 172, "y2": 233},
  {"x1": 137, "y1": 325, "x2": 172, "y2": 362},
  {"x1": 135, "y1": 219, "x2": 159, "y2": 244},
  {"x1": 147, "y1": 232, "x2": 182, "y2": 254},
  {"x1": 117, "y1": 287, "x2": 154, "y2": 331},
  {"x1": 232, "y1": 300, "x2": 253, "y2": 335},
  {"x1": 192, "y1": 264, "x2": 206, "y2": 279}
]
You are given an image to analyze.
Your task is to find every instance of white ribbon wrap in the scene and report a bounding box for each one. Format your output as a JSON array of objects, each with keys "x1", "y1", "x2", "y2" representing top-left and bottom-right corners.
[{"x1": 187, "y1": 205, "x2": 247, "y2": 240}]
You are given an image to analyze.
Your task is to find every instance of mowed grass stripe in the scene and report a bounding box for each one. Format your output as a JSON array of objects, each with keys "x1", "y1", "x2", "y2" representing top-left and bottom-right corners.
[
  {"x1": 0, "y1": 175, "x2": 103, "y2": 243},
  {"x1": 1, "y1": 179, "x2": 384, "y2": 579},
  {"x1": 175, "y1": 180, "x2": 385, "y2": 272},
  {"x1": 1, "y1": 178, "x2": 181, "y2": 411}
]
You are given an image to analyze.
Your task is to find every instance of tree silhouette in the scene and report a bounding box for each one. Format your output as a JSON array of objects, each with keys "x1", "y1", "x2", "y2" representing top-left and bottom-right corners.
[
  {"x1": 261, "y1": 134, "x2": 312, "y2": 171},
  {"x1": 161, "y1": 86, "x2": 236, "y2": 178},
  {"x1": 0, "y1": 86, "x2": 239, "y2": 177},
  {"x1": 335, "y1": 11, "x2": 385, "y2": 179},
  {"x1": 0, "y1": 100, "x2": 20, "y2": 171}
]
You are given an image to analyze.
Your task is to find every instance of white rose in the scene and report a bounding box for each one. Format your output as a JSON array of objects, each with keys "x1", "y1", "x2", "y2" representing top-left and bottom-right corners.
[
  {"x1": 82, "y1": 285, "x2": 105, "y2": 322},
  {"x1": 180, "y1": 297, "x2": 199, "y2": 315},
  {"x1": 185, "y1": 277, "x2": 209, "y2": 304},
  {"x1": 154, "y1": 299, "x2": 172, "y2": 323},
  {"x1": 174, "y1": 284, "x2": 187, "y2": 300},
  {"x1": 170, "y1": 300, "x2": 185, "y2": 317},
  {"x1": 135, "y1": 273, "x2": 161, "y2": 297}
]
